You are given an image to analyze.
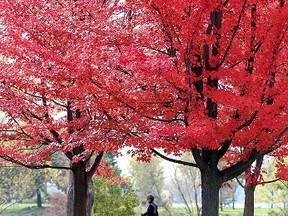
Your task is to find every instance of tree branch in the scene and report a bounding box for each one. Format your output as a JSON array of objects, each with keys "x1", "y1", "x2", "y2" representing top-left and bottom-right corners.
[
  {"x1": 217, "y1": 139, "x2": 232, "y2": 160},
  {"x1": 191, "y1": 148, "x2": 206, "y2": 170},
  {"x1": 0, "y1": 155, "x2": 71, "y2": 170},
  {"x1": 262, "y1": 178, "x2": 280, "y2": 184},
  {"x1": 218, "y1": 0, "x2": 247, "y2": 67},
  {"x1": 144, "y1": 115, "x2": 185, "y2": 124},
  {"x1": 152, "y1": 149, "x2": 198, "y2": 167},
  {"x1": 236, "y1": 176, "x2": 244, "y2": 188},
  {"x1": 221, "y1": 150, "x2": 259, "y2": 182},
  {"x1": 233, "y1": 111, "x2": 258, "y2": 133},
  {"x1": 87, "y1": 151, "x2": 104, "y2": 178},
  {"x1": 261, "y1": 127, "x2": 288, "y2": 155}
]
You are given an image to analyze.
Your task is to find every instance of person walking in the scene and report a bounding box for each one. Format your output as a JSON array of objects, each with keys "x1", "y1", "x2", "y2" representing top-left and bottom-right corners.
[{"x1": 141, "y1": 194, "x2": 158, "y2": 216}]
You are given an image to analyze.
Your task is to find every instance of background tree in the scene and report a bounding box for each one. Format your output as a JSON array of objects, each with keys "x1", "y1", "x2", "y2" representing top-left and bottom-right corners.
[
  {"x1": 120, "y1": 1, "x2": 288, "y2": 215},
  {"x1": 169, "y1": 155, "x2": 201, "y2": 216},
  {"x1": 129, "y1": 157, "x2": 173, "y2": 216},
  {"x1": 91, "y1": 153, "x2": 138, "y2": 216},
  {"x1": 242, "y1": 156, "x2": 264, "y2": 216},
  {"x1": 0, "y1": 166, "x2": 35, "y2": 214},
  {"x1": 0, "y1": 165, "x2": 61, "y2": 214},
  {"x1": 235, "y1": 156, "x2": 286, "y2": 216},
  {"x1": 219, "y1": 180, "x2": 238, "y2": 211},
  {"x1": 92, "y1": 176, "x2": 137, "y2": 216},
  {"x1": 256, "y1": 158, "x2": 288, "y2": 215}
]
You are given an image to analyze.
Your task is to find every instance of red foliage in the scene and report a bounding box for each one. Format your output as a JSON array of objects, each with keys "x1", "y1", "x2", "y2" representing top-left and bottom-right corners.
[
  {"x1": 118, "y1": 0, "x2": 288, "y2": 174},
  {"x1": 276, "y1": 160, "x2": 288, "y2": 181},
  {"x1": 0, "y1": 0, "x2": 287, "y2": 185},
  {"x1": 93, "y1": 161, "x2": 127, "y2": 185},
  {"x1": 0, "y1": 0, "x2": 149, "y2": 173}
]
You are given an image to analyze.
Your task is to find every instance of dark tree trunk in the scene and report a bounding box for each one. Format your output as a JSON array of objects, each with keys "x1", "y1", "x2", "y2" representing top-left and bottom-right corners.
[
  {"x1": 73, "y1": 163, "x2": 89, "y2": 216},
  {"x1": 36, "y1": 188, "x2": 42, "y2": 208},
  {"x1": 67, "y1": 172, "x2": 74, "y2": 216},
  {"x1": 86, "y1": 177, "x2": 94, "y2": 216},
  {"x1": 67, "y1": 162, "x2": 93, "y2": 216},
  {"x1": 243, "y1": 185, "x2": 256, "y2": 216},
  {"x1": 201, "y1": 169, "x2": 222, "y2": 216}
]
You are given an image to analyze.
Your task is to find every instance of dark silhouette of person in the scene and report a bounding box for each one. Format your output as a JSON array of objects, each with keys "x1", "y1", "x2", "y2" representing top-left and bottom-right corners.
[{"x1": 141, "y1": 194, "x2": 158, "y2": 216}]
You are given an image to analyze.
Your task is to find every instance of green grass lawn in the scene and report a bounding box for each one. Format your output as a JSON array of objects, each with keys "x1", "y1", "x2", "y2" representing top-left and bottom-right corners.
[
  {"x1": 158, "y1": 207, "x2": 281, "y2": 216},
  {"x1": 219, "y1": 207, "x2": 281, "y2": 216},
  {"x1": 2, "y1": 204, "x2": 282, "y2": 216},
  {"x1": 1, "y1": 203, "x2": 48, "y2": 215}
]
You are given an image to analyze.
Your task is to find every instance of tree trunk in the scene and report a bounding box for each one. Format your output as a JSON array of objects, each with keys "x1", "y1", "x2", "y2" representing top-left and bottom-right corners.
[
  {"x1": 73, "y1": 163, "x2": 89, "y2": 216},
  {"x1": 243, "y1": 185, "x2": 256, "y2": 216},
  {"x1": 67, "y1": 162, "x2": 93, "y2": 216},
  {"x1": 271, "y1": 190, "x2": 274, "y2": 209},
  {"x1": 201, "y1": 170, "x2": 222, "y2": 216},
  {"x1": 67, "y1": 172, "x2": 74, "y2": 216},
  {"x1": 219, "y1": 189, "x2": 223, "y2": 211},
  {"x1": 36, "y1": 188, "x2": 42, "y2": 208},
  {"x1": 86, "y1": 177, "x2": 94, "y2": 216},
  {"x1": 44, "y1": 184, "x2": 48, "y2": 202}
]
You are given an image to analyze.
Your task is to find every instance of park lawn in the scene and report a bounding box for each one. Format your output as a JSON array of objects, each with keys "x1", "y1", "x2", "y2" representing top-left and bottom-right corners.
[
  {"x1": 220, "y1": 207, "x2": 281, "y2": 216},
  {"x1": 159, "y1": 207, "x2": 281, "y2": 216},
  {"x1": 2, "y1": 203, "x2": 48, "y2": 215}
]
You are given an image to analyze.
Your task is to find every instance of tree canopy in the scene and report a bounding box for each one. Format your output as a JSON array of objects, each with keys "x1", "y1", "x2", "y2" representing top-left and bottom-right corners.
[{"x1": 0, "y1": 1, "x2": 287, "y2": 215}]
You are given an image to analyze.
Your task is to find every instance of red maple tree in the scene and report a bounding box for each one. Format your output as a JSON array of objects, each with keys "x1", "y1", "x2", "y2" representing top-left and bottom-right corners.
[
  {"x1": 117, "y1": 0, "x2": 288, "y2": 215},
  {"x1": 1, "y1": 1, "x2": 288, "y2": 216},
  {"x1": 0, "y1": 1, "x2": 147, "y2": 216}
]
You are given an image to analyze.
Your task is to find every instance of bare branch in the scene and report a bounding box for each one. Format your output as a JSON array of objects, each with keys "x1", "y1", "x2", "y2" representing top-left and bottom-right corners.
[
  {"x1": 152, "y1": 148, "x2": 198, "y2": 167},
  {"x1": 262, "y1": 178, "x2": 281, "y2": 184},
  {"x1": 236, "y1": 177, "x2": 244, "y2": 188},
  {"x1": 144, "y1": 115, "x2": 185, "y2": 124},
  {"x1": 0, "y1": 155, "x2": 71, "y2": 170}
]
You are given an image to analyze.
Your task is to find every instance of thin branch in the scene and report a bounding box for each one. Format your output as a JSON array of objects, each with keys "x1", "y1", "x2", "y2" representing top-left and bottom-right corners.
[
  {"x1": 144, "y1": 115, "x2": 185, "y2": 124},
  {"x1": 262, "y1": 178, "x2": 280, "y2": 184},
  {"x1": 51, "y1": 99, "x2": 66, "y2": 107},
  {"x1": 218, "y1": 0, "x2": 247, "y2": 67},
  {"x1": 0, "y1": 155, "x2": 71, "y2": 170},
  {"x1": 261, "y1": 127, "x2": 288, "y2": 155},
  {"x1": 87, "y1": 151, "x2": 104, "y2": 178},
  {"x1": 280, "y1": 180, "x2": 288, "y2": 189},
  {"x1": 142, "y1": 45, "x2": 169, "y2": 55},
  {"x1": 233, "y1": 111, "x2": 258, "y2": 133},
  {"x1": 236, "y1": 176, "x2": 244, "y2": 188},
  {"x1": 230, "y1": 58, "x2": 245, "y2": 68},
  {"x1": 152, "y1": 148, "x2": 198, "y2": 167}
]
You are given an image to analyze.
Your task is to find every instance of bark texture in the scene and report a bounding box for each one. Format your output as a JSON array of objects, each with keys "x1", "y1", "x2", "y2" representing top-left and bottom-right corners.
[
  {"x1": 243, "y1": 185, "x2": 256, "y2": 216},
  {"x1": 66, "y1": 163, "x2": 94, "y2": 216}
]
